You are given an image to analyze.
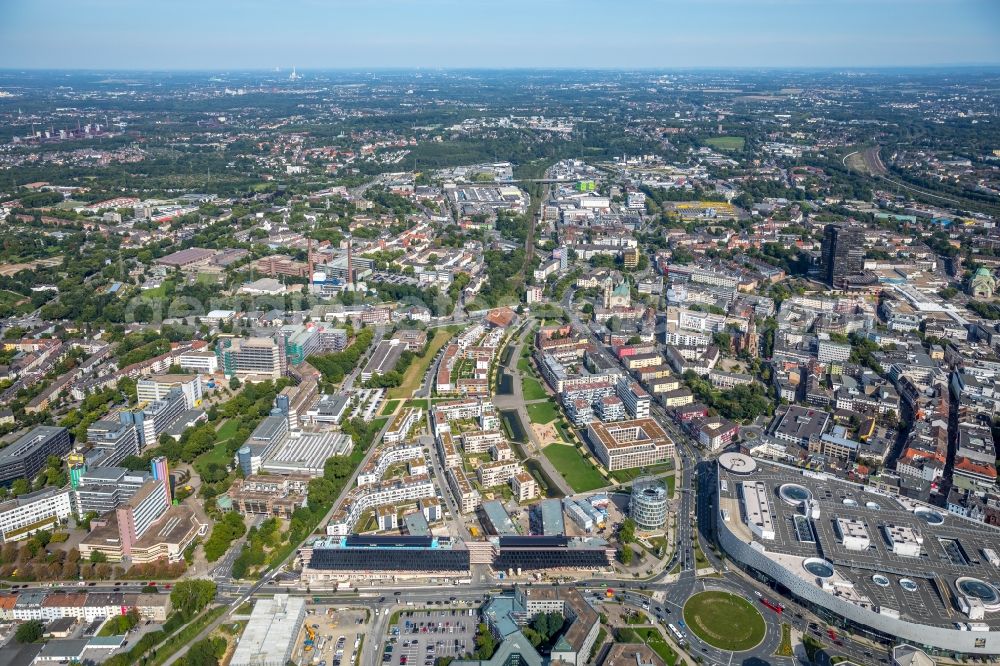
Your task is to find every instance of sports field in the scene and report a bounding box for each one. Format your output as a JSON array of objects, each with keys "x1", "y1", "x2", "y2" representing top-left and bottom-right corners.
[
  {"x1": 682, "y1": 591, "x2": 766, "y2": 652},
  {"x1": 705, "y1": 136, "x2": 745, "y2": 151}
]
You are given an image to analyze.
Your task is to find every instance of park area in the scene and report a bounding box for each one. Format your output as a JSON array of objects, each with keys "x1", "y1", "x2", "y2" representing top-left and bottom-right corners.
[
  {"x1": 389, "y1": 328, "x2": 454, "y2": 399},
  {"x1": 682, "y1": 591, "x2": 766, "y2": 652},
  {"x1": 193, "y1": 419, "x2": 242, "y2": 479},
  {"x1": 526, "y1": 401, "x2": 560, "y2": 424},
  {"x1": 542, "y1": 443, "x2": 606, "y2": 492},
  {"x1": 521, "y1": 375, "x2": 547, "y2": 400}
]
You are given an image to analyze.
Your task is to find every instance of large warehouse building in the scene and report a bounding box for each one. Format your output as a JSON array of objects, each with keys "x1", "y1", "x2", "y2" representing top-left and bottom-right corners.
[
  {"x1": 230, "y1": 595, "x2": 306, "y2": 666},
  {"x1": 715, "y1": 453, "x2": 1000, "y2": 657}
]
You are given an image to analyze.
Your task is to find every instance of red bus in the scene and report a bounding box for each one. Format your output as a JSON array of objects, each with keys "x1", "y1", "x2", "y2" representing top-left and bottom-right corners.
[{"x1": 760, "y1": 597, "x2": 784, "y2": 614}]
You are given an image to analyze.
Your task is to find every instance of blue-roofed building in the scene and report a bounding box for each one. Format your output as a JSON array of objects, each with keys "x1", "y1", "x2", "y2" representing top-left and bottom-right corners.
[
  {"x1": 480, "y1": 500, "x2": 517, "y2": 536},
  {"x1": 403, "y1": 511, "x2": 430, "y2": 536},
  {"x1": 464, "y1": 586, "x2": 599, "y2": 666},
  {"x1": 529, "y1": 498, "x2": 564, "y2": 536}
]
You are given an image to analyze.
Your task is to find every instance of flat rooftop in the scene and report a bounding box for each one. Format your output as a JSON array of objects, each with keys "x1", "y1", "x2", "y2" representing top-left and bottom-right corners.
[
  {"x1": 718, "y1": 460, "x2": 1000, "y2": 632},
  {"x1": 230, "y1": 595, "x2": 305, "y2": 666},
  {"x1": 261, "y1": 431, "x2": 352, "y2": 474}
]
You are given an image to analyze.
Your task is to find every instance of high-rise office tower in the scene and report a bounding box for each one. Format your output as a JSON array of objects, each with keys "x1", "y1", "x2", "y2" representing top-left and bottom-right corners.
[{"x1": 821, "y1": 224, "x2": 864, "y2": 288}]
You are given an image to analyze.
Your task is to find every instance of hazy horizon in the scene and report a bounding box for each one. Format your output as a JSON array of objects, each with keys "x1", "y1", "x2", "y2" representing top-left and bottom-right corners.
[{"x1": 1, "y1": 0, "x2": 999, "y2": 71}]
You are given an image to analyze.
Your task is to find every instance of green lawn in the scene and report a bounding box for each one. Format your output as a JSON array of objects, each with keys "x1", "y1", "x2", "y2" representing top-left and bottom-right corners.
[
  {"x1": 215, "y1": 419, "x2": 240, "y2": 442},
  {"x1": 193, "y1": 419, "x2": 241, "y2": 478},
  {"x1": 193, "y1": 441, "x2": 231, "y2": 479},
  {"x1": 614, "y1": 628, "x2": 677, "y2": 665},
  {"x1": 542, "y1": 444, "x2": 606, "y2": 492},
  {"x1": 682, "y1": 591, "x2": 766, "y2": 652},
  {"x1": 141, "y1": 283, "x2": 168, "y2": 298},
  {"x1": 517, "y1": 357, "x2": 531, "y2": 374},
  {"x1": 381, "y1": 399, "x2": 401, "y2": 416},
  {"x1": 526, "y1": 401, "x2": 559, "y2": 424},
  {"x1": 705, "y1": 136, "x2": 745, "y2": 151},
  {"x1": 0, "y1": 290, "x2": 31, "y2": 315},
  {"x1": 776, "y1": 623, "x2": 793, "y2": 657},
  {"x1": 610, "y1": 467, "x2": 643, "y2": 483},
  {"x1": 521, "y1": 376, "x2": 547, "y2": 401},
  {"x1": 390, "y1": 329, "x2": 454, "y2": 400}
]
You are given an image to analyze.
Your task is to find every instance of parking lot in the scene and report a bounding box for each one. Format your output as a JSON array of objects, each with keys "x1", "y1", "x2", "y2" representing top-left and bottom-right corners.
[
  {"x1": 384, "y1": 608, "x2": 478, "y2": 665},
  {"x1": 293, "y1": 607, "x2": 369, "y2": 666}
]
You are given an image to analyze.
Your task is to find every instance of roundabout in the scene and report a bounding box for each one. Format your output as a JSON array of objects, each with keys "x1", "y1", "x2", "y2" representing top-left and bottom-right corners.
[{"x1": 682, "y1": 590, "x2": 768, "y2": 652}]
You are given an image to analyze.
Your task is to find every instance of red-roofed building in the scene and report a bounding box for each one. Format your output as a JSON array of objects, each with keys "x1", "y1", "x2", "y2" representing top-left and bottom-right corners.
[
  {"x1": 953, "y1": 456, "x2": 998, "y2": 489},
  {"x1": 485, "y1": 307, "x2": 518, "y2": 329}
]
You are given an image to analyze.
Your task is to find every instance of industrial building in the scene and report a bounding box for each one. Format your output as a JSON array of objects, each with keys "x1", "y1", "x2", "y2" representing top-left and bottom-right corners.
[
  {"x1": 259, "y1": 431, "x2": 353, "y2": 477},
  {"x1": 230, "y1": 595, "x2": 306, "y2": 666},
  {"x1": 480, "y1": 500, "x2": 518, "y2": 536},
  {"x1": 530, "y1": 499, "x2": 565, "y2": 536},
  {"x1": 360, "y1": 339, "x2": 406, "y2": 381}
]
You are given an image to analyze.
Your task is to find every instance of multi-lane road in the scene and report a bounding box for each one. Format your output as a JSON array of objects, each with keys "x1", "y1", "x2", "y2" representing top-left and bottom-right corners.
[{"x1": 5, "y1": 298, "x2": 892, "y2": 665}]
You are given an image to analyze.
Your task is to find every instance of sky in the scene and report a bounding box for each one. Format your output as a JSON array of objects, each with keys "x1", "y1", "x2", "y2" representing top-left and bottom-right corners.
[{"x1": 1, "y1": 0, "x2": 999, "y2": 70}]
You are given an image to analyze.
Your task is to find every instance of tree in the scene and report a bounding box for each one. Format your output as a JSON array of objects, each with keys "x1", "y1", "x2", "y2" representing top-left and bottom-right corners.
[
  {"x1": 620, "y1": 546, "x2": 634, "y2": 565},
  {"x1": 10, "y1": 479, "x2": 29, "y2": 496},
  {"x1": 90, "y1": 550, "x2": 108, "y2": 564},
  {"x1": 229, "y1": 376, "x2": 241, "y2": 390},
  {"x1": 203, "y1": 512, "x2": 246, "y2": 562},
  {"x1": 15, "y1": 620, "x2": 44, "y2": 643},
  {"x1": 119, "y1": 455, "x2": 149, "y2": 471},
  {"x1": 307, "y1": 477, "x2": 337, "y2": 508},
  {"x1": 170, "y1": 580, "x2": 217, "y2": 621},
  {"x1": 185, "y1": 637, "x2": 226, "y2": 666},
  {"x1": 619, "y1": 518, "x2": 636, "y2": 544},
  {"x1": 473, "y1": 623, "x2": 496, "y2": 659}
]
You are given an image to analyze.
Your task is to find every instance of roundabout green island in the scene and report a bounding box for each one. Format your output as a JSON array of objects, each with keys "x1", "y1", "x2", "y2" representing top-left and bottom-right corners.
[{"x1": 682, "y1": 590, "x2": 768, "y2": 652}]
